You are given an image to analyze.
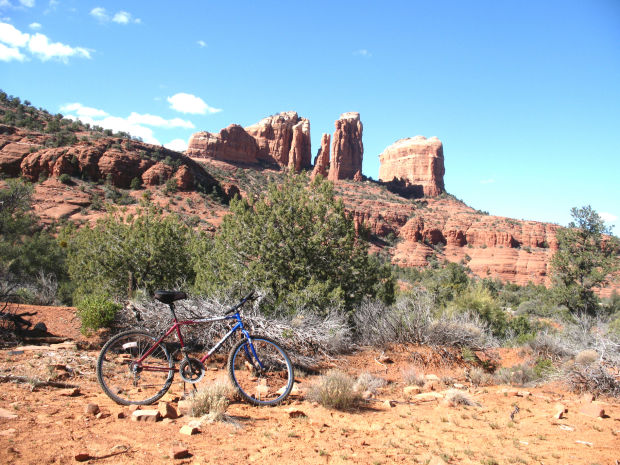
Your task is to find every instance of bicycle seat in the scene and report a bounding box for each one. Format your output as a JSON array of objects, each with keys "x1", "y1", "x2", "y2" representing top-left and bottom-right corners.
[{"x1": 154, "y1": 290, "x2": 187, "y2": 304}]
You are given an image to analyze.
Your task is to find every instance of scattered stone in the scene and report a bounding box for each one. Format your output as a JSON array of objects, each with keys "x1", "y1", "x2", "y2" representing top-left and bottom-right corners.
[
  {"x1": 131, "y1": 409, "x2": 160, "y2": 422},
  {"x1": 516, "y1": 391, "x2": 531, "y2": 398},
  {"x1": 84, "y1": 403, "x2": 100, "y2": 416},
  {"x1": 170, "y1": 445, "x2": 190, "y2": 459},
  {"x1": 161, "y1": 393, "x2": 180, "y2": 403},
  {"x1": 413, "y1": 392, "x2": 444, "y2": 402},
  {"x1": 579, "y1": 403, "x2": 605, "y2": 418},
  {"x1": 158, "y1": 401, "x2": 178, "y2": 419},
  {"x1": 128, "y1": 405, "x2": 141, "y2": 412},
  {"x1": 177, "y1": 400, "x2": 192, "y2": 415},
  {"x1": 0, "y1": 408, "x2": 18, "y2": 420},
  {"x1": 287, "y1": 409, "x2": 307, "y2": 419},
  {"x1": 179, "y1": 425, "x2": 199, "y2": 436},
  {"x1": 116, "y1": 411, "x2": 126, "y2": 419},
  {"x1": 378, "y1": 354, "x2": 393, "y2": 364},
  {"x1": 403, "y1": 386, "x2": 422, "y2": 398},
  {"x1": 553, "y1": 403, "x2": 568, "y2": 420},
  {"x1": 575, "y1": 440, "x2": 593, "y2": 447},
  {"x1": 383, "y1": 400, "x2": 397, "y2": 408},
  {"x1": 74, "y1": 452, "x2": 91, "y2": 462},
  {"x1": 60, "y1": 388, "x2": 80, "y2": 397},
  {"x1": 453, "y1": 383, "x2": 466, "y2": 389}
]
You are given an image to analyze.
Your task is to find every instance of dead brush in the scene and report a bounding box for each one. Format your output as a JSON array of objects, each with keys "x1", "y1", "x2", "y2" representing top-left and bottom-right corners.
[
  {"x1": 308, "y1": 370, "x2": 361, "y2": 410},
  {"x1": 444, "y1": 389, "x2": 479, "y2": 407},
  {"x1": 467, "y1": 367, "x2": 493, "y2": 387},
  {"x1": 353, "y1": 372, "x2": 386, "y2": 394},
  {"x1": 189, "y1": 379, "x2": 233, "y2": 421},
  {"x1": 402, "y1": 367, "x2": 426, "y2": 387},
  {"x1": 564, "y1": 362, "x2": 620, "y2": 397}
]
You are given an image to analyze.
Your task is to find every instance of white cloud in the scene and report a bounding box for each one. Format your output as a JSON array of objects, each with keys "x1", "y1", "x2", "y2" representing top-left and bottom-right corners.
[
  {"x1": 480, "y1": 179, "x2": 495, "y2": 184},
  {"x1": 0, "y1": 41, "x2": 25, "y2": 61},
  {"x1": 28, "y1": 32, "x2": 90, "y2": 61},
  {"x1": 112, "y1": 11, "x2": 130, "y2": 24},
  {"x1": 90, "y1": 7, "x2": 108, "y2": 21},
  {"x1": 19, "y1": 0, "x2": 34, "y2": 6},
  {"x1": 0, "y1": 21, "x2": 91, "y2": 62},
  {"x1": 60, "y1": 102, "x2": 108, "y2": 118},
  {"x1": 353, "y1": 49, "x2": 372, "y2": 57},
  {"x1": 164, "y1": 139, "x2": 188, "y2": 152},
  {"x1": 167, "y1": 92, "x2": 221, "y2": 115},
  {"x1": 197, "y1": 40, "x2": 206, "y2": 48},
  {"x1": 29, "y1": 22, "x2": 41, "y2": 30},
  {"x1": 599, "y1": 212, "x2": 618, "y2": 224},
  {"x1": 0, "y1": 21, "x2": 30, "y2": 47},
  {"x1": 62, "y1": 103, "x2": 196, "y2": 146}
]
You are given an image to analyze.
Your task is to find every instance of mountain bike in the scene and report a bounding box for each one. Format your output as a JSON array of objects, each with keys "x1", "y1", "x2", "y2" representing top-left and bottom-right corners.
[{"x1": 96, "y1": 290, "x2": 294, "y2": 406}]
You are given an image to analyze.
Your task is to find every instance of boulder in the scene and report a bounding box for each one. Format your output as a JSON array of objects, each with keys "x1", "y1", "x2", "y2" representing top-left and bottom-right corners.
[
  {"x1": 328, "y1": 112, "x2": 363, "y2": 181},
  {"x1": 379, "y1": 136, "x2": 445, "y2": 197}
]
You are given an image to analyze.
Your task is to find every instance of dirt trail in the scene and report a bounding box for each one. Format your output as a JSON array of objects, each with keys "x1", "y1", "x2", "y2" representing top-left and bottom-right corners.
[{"x1": 0, "y1": 305, "x2": 618, "y2": 465}]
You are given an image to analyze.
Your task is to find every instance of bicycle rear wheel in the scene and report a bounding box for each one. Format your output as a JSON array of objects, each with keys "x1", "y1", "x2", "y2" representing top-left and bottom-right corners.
[
  {"x1": 97, "y1": 330, "x2": 174, "y2": 405},
  {"x1": 228, "y1": 335, "x2": 294, "y2": 406}
]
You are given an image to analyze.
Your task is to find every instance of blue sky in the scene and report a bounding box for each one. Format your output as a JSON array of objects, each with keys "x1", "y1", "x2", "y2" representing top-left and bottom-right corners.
[{"x1": 1, "y1": 0, "x2": 619, "y2": 231}]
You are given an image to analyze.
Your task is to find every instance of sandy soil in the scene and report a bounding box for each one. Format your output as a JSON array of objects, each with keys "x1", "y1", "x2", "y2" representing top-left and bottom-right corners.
[{"x1": 0, "y1": 305, "x2": 618, "y2": 465}]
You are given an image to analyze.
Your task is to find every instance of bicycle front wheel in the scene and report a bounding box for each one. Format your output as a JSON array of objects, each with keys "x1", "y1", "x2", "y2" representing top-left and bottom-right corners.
[
  {"x1": 228, "y1": 336, "x2": 294, "y2": 406},
  {"x1": 97, "y1": 330, "x2": 174, "y2": 405}
]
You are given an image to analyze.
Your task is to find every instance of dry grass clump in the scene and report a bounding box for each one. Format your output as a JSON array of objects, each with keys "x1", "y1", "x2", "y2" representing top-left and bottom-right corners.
[
  {"x1": 353, "y1": 372, "x2": 386, "y2": 394},
  {"x1": 402, "y1": 367, "x2": 426, "y2": 387},
  {"x1": 574, "y1": 349, "x2": 599, "y2": 366},
  {"x1": 308, "y1": 370, "x2": 361, "y2": 410},
  {"x1": 444, "y1": 389, "x2": 479, "y2": 407},
  {"x1": 467, "y1": 367, "x2": 493, "y2": 387},
  {"x1": 189, "y1": 379, "x2": 232, "y2": 421}
]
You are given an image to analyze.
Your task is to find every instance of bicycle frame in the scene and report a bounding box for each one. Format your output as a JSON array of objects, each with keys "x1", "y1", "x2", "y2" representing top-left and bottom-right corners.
[{"x1": 135, "y1": 311, "x2": 254, "y2": 372}]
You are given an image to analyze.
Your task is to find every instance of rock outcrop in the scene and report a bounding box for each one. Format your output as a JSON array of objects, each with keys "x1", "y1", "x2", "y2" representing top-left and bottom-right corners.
[
  {"x1": 328, "y1": 112, "x2": 363, "y2": 181},
  {"x1": 311, "y1": 133, "x2": 330, "y2": 179},
  {"x1": 186, "y1": 125, "x2": 259, "y2": 164},
  {"x1": 188, "y1": 112, "x2": 311, "y2": 171},
  {"x1": 378, "y1": 136, "x2": 445, "y2": 197}
]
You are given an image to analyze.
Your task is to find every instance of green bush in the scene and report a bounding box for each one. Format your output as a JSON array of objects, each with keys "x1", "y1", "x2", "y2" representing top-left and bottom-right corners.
[
  {"x1": 76, "y1": 293, "x2": 121, "y2": 333},
  {"x1": 58, "y1": 173, "x2": 72, "y2": 185}
]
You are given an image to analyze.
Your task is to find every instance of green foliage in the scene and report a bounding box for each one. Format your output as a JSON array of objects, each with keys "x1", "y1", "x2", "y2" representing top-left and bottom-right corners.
[
  {"x1": 193, "y1": 173, "x2": 394, "y2": 315},
  {"x1": 58, "y1": 173, "x2": 72, "y2": 185},
  {"x1": 130, "y1": 177, "x2": 142, "y2": 190},
  {"x1": 447, "y1": 283, "x2": 509, "y2": 337},
  {"x1": 551, "y1": 205, "x2": 620, "y2": 316},
  {"x1": 76, "y1": 292, "x2": 121, "y2": 333},
  {"x1": 66, "y1": 206, "x2": 199, "y2": 299}
]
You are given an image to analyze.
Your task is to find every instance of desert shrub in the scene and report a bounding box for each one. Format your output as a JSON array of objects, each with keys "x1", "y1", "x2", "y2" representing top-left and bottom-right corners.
[
  {"x1": 575, "y1": 349, "x2": 599, "y2": 366},
  {"x1": 353, "y1": 372, "x2": 386, "y2": 394},
  {"x1": 66, "y1": 206, "x2": 200, "y2": 300},
  {"x1": 494, "y1": 359, "x2": 553, "y2": 386},
  {"x1": 189, "y1": 379, "x2": 232, "y2": 420},
  {"x1": 193, "y1": 173, "x2": 394, "y2": 316},
  {"x1": 424, "y1": 311, "x2": 498, "y2": 349},
  {"x1": 467, "y1": 367, "x2": 493, "y2": 387},
  {"x1": 447, "y1": 283, "x2": 509, "y2": 338},
  {"x1": 402, "y1": 367, "x2": 426, "y2": 386},
  {"x1": 76, "y1": 292, "x2": 121, "y2": 333},
  {"x1": 564, "y1": 362, "x2": 620, "y2": 397},
  {"x1": 527, "y1": 331, "x2": 572, "y2": 360},
  {"x1": 308, "y1": 370, "x2": 360, "y2": 410},
  {"x1": 58, "y1": 173, "x2": 72, "y2": 185},
  {"x1": 444, "y1": 389, "x2": 478, "y2": 407}
]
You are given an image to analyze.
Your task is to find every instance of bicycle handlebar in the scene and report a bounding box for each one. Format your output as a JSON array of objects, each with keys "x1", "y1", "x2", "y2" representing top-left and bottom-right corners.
[{"x1": 224, "y1": 291, "x2": 256, "y2": 315}]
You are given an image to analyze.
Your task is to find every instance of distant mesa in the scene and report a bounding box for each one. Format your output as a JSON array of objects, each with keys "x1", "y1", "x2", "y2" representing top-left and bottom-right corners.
[{"x1": 378, "y1": 135, "x2": 445, "y2": 197}]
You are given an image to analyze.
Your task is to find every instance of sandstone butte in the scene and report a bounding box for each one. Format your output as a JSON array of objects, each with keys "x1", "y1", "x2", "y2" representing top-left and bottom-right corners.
[
  {"x1": 378, "y1": 135, "x2": 445, "y2": 197},
  {"x1": 186, "y1": 111, "x2": 312, "y2": 170},
  {"x1": 328, "y1": 112, "x2": 364, "y2": 182}
]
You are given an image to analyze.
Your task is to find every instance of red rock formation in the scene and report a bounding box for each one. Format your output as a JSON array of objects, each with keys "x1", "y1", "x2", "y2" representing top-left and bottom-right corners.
[
  {"x1": 186, "y1": 125, "x2": 259, "y2": 164},
  {"x1": 378, "y1": 136, "x2": 445, "y2": 197},
  {"x1": 142, "y1": 163, "x2": 173, "y2": 186},
  {"x1": 328, "y1": 112, "x2": 363, "y2": 181},
  {"x1": 288, "y1": 119, "x2": 311, "y2": 172},
  {"x1": 188, "y1": 112, "x2": 311, "y2": 171},
  {"x1": 311, "y1": 133, "x2": 330, "y2": 179},
  {"x1": 173, "y1": 165, "x2": 195, "y2": 191}
]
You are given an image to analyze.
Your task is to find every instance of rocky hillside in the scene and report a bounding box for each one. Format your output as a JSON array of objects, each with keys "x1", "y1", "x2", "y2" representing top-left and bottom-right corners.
[{"x1": 0, "y1": 94, "x2": 617, "y2": 297}]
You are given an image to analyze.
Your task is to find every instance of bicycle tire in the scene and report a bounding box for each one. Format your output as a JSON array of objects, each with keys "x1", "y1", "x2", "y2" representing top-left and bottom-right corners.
[
  {"x1": 227, "y1": 335, "x2": 294, "y2": 406},
  {"x1": 96, "y1": 330, "x2": 174, "y2": 405}
]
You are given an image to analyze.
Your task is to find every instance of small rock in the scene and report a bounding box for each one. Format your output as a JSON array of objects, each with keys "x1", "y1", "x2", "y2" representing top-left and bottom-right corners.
[
  {"x1": 413, "y1": 392, "x2": 444, "y2": 402},
  {"x1": 170, "y1": 445, "x2": 190, "y2": 459},
  {"x1": 74, "y1": 452, "x2": 91, "y2": 462},
  {"x1": 60, "y1": 388, "x2": 80, "y2": 397},
  {"x1": 579, "y1": 402, "x2": 605, "y2": 418},
  {"x1": 378, "y1": 355, "x2": 393, "y2": 364},
  {"x1": 158, "y1": 401, "x2": 178, "y2": 419},
  {"x1": 403, "y1": 386, "x2": 422, "y2": 398},
  {"x1": 116, "y1": 411, "x2": 126, "y2": 419},
  {"x1": 179, "y1": 425, "x2": 199, "y2": 436},
  {"x1": 516, "y1": 391, "x2": 531, "y2": 397},
  {"x1": 128, "y1": 405, "x2": 141, "y2": 412},
  {"x1": 383, "y1": 400, "x2": 397, "y2": 408},
  {"x1": 131, "y1": 409, "x2": 161, "y2": 422},
  {"x1": 0, "y1": 408, "x2": 18, "y2": 420},
  {"x1": 453, "y1": 383, "x2": 466, "y2": 389},
  {"x1": 161, "y1": 393, "x2": 180, "y2": 403},
  {"x1": 84, "y1": 403, "x2": 99, "y2": 416},
  {"x1": 287, "y1": 409, "x2": 307, "y2": 419},
  {"x1": 553, "y1": 403, "x2": 568, "y2": 420}
]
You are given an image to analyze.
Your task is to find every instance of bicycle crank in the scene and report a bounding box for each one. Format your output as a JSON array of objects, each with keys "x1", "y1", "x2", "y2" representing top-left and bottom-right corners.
[{"x1": 179, "y1": 357, "x2": 205, "y2": 383}]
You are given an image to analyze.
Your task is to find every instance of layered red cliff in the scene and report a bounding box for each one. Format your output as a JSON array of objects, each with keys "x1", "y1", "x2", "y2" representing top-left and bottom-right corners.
[{"x1": 378, "y1": 136, "x2": 445, "y2": 197}]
